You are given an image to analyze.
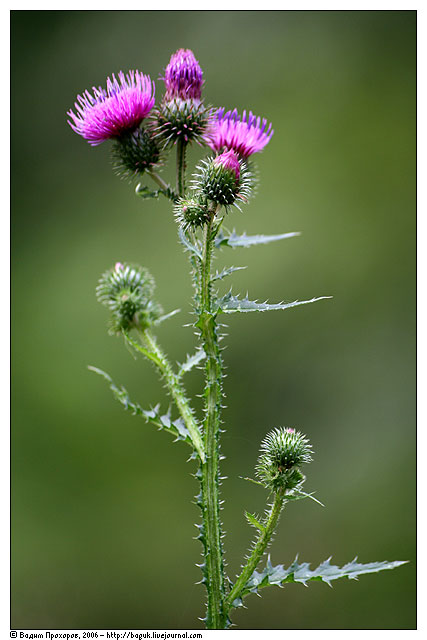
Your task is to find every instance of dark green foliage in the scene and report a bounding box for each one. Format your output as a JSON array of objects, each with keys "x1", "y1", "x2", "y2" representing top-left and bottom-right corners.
[
  {"x1": 113, "y1": 128, "x2": 161, "y2": 178},
  {"x1": 96, "y1": 263, "x2": 162, "y2": 333}
]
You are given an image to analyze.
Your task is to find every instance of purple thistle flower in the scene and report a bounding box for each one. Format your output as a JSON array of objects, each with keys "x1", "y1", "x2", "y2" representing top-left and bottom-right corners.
[
  {"x1": 163, "y1": 49, "x2": 204, "y2": 101},
  {"x1": 67, "y1": 71, "x2": 155, "y2": 146},
  {"x1": 207, "y1": 107, "x2": 274, "y2": 158},
  {"x1": 213, "y1": 149, "x2": 240, "y2": 181}
]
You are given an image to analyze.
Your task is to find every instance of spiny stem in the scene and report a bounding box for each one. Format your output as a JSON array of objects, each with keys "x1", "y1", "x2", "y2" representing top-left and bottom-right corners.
[
  {"x1": 225, "y1": 490, "x2": 285, "y2": 611},
  {"x1": 198, "y1": 212, "x2": 227, "y2": 629},
  {"x1": 129, "y1": 329, "x2": 205, "y2": 462},
  {"x1": 176, "y1": 138, "x2": 187, "y2": 197}
]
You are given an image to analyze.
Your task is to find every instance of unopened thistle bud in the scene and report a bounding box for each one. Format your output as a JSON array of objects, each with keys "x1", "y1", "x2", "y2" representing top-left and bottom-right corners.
[
  {"x1": 163, "y1": 48, "x2": 204, "y2": 101},
  {"x1": 256, "y1": 427, "x2": 313, "y2": 493},
  {"x1": 112, "y1": 127, "x2": 161, "y2": 178},
  {"x1": 153, "y1": 48, "x2": 210, "y2": 149},
  {"x1": 174, "y1": 196, "x2": 210, "y2": 231},
  {"x1": 96, "y1": 263, "x2": 162, "y2": 334},
  {"x1": 193, "y1": 150, "x2": 252, "y2": 208}
]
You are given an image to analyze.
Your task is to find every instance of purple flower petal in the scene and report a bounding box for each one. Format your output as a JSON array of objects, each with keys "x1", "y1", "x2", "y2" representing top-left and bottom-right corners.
[
  {"x1": 206, "y1": 107, "x2": 274, "y2": 158},
  {"x1": 67, "y1": 71, "x2": 155, "y2": 145}
]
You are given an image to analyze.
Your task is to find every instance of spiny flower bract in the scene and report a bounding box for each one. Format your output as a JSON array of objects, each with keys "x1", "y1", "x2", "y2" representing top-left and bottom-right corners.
[
  {"x1": 163, "y1": 48, "x2": 204, "y2": 101},
  {"x1": 153, "y1": 98, "x2": 212, "y2": 148},
  {"x1": 206, "y1": 107, "x2": 274, "y2": 158},
  {"x1": 67, "y1": 71, "x2": 155, "y2": 146},
  {"x1": 174, "y1": 196, "x2": 211, "y2": 231},
  {"x1": 96, "y1": 262, "x2": 162, "y2": 333},
  {"x1": 256, "y1": 427, "x2": 313, "y2": 493},
  {"x1": 192, "y1": 153, "x2": 252, "y2": 209},
  {"x1": 112, "y1": 128, "x2": 161, "y2": 178}
]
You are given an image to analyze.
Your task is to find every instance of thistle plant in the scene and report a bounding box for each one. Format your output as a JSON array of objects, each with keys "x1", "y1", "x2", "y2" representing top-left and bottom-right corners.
[{"x1": 68, "y1": 48, "x2": 407, "y2": 630}]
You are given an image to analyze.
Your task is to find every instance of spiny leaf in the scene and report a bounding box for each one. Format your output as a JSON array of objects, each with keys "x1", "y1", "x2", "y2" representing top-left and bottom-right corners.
[
  {"x1": 216, "y1": 292, "x2": 332, "y2": 314},
  {"x1": 178, "y1": 347, "x2": 206, "y2": 377},
  {"x1": 88, "y1": 365, "x2": 193, "y2": 446},
  {"x1": 179, "y1": 228, "x2": 203, "y2": 260},
  {"x1": 136, "y1": 183, "x2": 177, "y2": 202},
  {"x1": 135, "y1": 184, "x2": 161, "y2": 199},
  {"x1": 231, "y1": 555, "x2": 408, "y2": 606},
  {"x1": 245, "y1": 512, "x2": 266, "y2": 532},
  {"x1": 211, "y1": 266, "x2": 247, "y2": 282},
  {"x1": 215, "y1": 229, "x2": 300, "y2": 249}
]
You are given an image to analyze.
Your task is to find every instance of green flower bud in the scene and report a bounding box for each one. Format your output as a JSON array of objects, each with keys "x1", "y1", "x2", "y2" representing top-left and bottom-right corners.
[
  {"x1": 96, "y1": 262, "x2": 162, "y2": 334},
  {"x1": 192, "y1": 152, "x2": 252, "y2": 209},
  {"x1": 256, "y1": 427, "x2": 313, "y2": 493},
  {"x1": 174, "y1": 196, "x2": 210, "y2": 231}
]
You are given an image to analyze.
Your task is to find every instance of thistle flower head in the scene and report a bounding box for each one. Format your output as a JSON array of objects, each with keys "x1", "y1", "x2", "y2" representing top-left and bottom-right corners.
[
  {"x1": 96, "y1": 262, "x2": 162, "y2": 333},
  {"x1": 67, "y1": 71, "x2": 155, "y2": 146},
  {"x1": 163, "y1": 48, "x2": 204, "y2": 101},
  {"x1": 111, "y1": 127, "x2": 161, "y2": 178},
  {"x1": 192, "y1": 154, "x2": 252, "y2": 209},
  {"x1": 153, "y1": 98, "x2": 212, "y2": 149},
  {"x1": 256, "y1": 427, "x2": 313, "y2": 493},
  {"x1": 206, "y1": 107, "x2": 274, "y2": 158}
]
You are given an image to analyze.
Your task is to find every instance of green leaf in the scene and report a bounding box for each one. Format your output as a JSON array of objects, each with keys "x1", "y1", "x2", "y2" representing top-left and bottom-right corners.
[
  {"x1": 215, "y1": 230, "x2": 300, "y2": 249},
  {"x1": 211, "y1": 266, "x2": 247, "y2": 282},
  {"x1": 179, "y1": 228, "x2": 203, "y2": 260},
  {"x1": 231, "y1": 555, "x2": 408, "y2": 606},
  {"x1": 245, "y1": 511, "x2": 266, "y2": 532},
  {"x1": 178, "y1": 347, "x2": 206, "y2": 377},
  {"x1": 88, "y1": 365, "x2": 193, "y2": 446},
  {"x1": 216, "y1": 292, "x2": 332, "y2": 314},
  {"x1": 135, "y1": 184, "x2": 160, "y2": 199}
]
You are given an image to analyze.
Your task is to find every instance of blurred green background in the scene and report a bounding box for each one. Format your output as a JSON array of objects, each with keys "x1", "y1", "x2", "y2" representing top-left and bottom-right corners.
[{"x1": 11, "y1": 10, "x2": 416, "y2": 630}]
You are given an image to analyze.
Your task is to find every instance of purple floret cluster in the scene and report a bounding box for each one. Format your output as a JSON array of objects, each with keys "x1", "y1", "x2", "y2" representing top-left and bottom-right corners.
[
  {"x1": 207, "y1": 108, "x2": 274, "y2": 158},
  {"x1": 163, "y1": 48, "x2": 204, "y2": 101},
  {"x1": 67, "y1": 71, "x2": 155, "y2": 146},
  {"x1": 67, "y1": 49, "x2": 273, "y2": 170}
]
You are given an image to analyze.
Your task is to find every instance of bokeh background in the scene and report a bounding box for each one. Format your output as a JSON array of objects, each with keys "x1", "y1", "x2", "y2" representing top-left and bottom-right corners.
[{"x1": 11, "y1": 10, "x2": 416, "y2": 630}]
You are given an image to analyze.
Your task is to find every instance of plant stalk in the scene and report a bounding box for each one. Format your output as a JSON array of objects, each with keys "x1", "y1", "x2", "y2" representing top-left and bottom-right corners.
[
  {"x1": 198, "y1": 214, "x2": 227, "y2": 628},
  {"x1": 176, "y1": 138, "x2": 187, "y2": 198},
  {"x1": 225, "y1": 490, "x2": 285, "y2": 611},
  {"x1": 132, "y1": 330, "x2": 205, "y2": 462}
]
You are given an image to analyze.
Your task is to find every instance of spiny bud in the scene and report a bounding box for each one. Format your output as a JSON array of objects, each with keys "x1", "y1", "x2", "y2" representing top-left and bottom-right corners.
[
  {"x1": 192, "y1": 151, "x2": 252, "y2": 208},
  {"x1": 112, "y1": 127, "x2": 161, "y2": 178},
  {"x1": 174, "y1": 196, "x2": 210, "y2": 231},
  {"x1": 256, "y1": 427, "x2": 313, "y2": 493},
  {"x1": 152, "y1": 98, "x2": 212, "y2": 149},
  {"x1": 96, "y1": 262, "x2": 162, "y2": 334},
  {"x1": 163, "y1": 48, "x2": 204, "y2": 101}
]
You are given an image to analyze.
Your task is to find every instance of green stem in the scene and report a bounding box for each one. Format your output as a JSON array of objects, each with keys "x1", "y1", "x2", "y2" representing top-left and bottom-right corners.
[
  {"x1": 147, "y1": 170, "x2": 169, "y2": 192},
  {"x1": 132, "y1": 329, "x2": 205, "y2": 462},
  {"x1": 147, "y1": 171, "x2": 178, "y2": 202},
  {"x1": 225, "y1": 491, "x2": 285, "y2": 611},
  {"x1": 176, "y1": 138, "x2": 187, "y2": 198},
  {"x1": 198, "y1": 213, "x2": 227, "y2": 629}
]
